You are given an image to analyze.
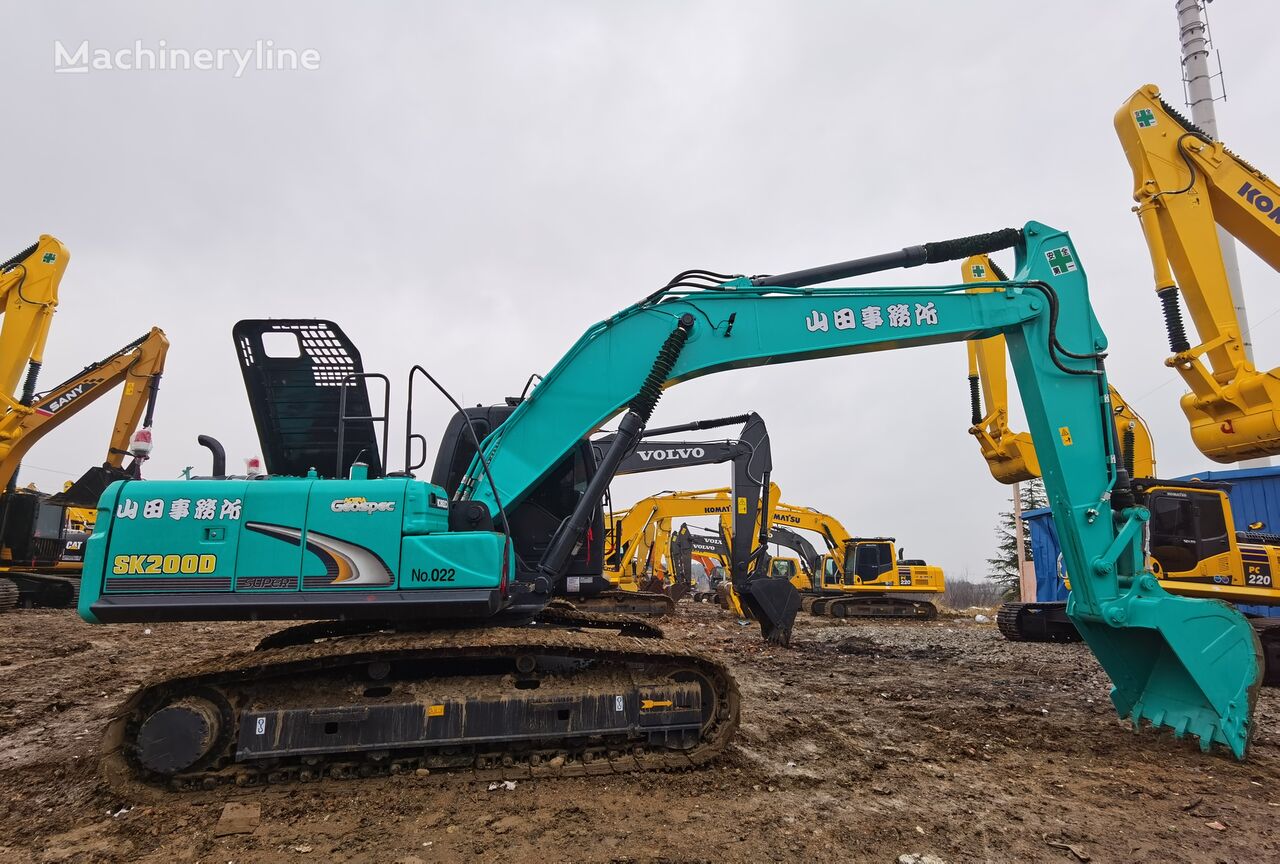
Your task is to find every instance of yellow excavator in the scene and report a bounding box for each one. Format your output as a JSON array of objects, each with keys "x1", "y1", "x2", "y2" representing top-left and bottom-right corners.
[
  {"x1": 641, "y1": 496, "x2": 946, "y2": 619},
  {"x1": 755, "y1": 502, "x2": 944, "y2": 618},
  {"x1": 1116, "y1": 83, "x2": 1280, "y2": 463},
  {"x1": 0, "y1": 237, "x2": 169, "y2": 609},
  {"x1": 963, "y1": 252, "x2": 1280, "y2": 678},
  {"x1": 603, "y1": 483, "x2": 781, "y2": 614}
]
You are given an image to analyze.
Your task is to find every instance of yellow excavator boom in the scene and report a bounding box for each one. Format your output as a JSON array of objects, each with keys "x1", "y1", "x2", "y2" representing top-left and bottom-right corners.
[
  {"x1": 0, "y1": 237, "x2": 67, "y2": 414},
  {"x1": 0, "y1": 327, "x2": 169, "y2": 490},
  {"x1": 963, "y1": 254, "x2": 1155, "y2": 481},
  {"x1": 1116, "y1": 83, "x2": 1280, "y2": 462}
]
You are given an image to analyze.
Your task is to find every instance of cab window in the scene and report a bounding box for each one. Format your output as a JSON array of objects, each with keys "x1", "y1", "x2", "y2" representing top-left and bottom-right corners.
[
  {"x1": 1147, "y1": 491, "x2": 1230, "y2": 575},
  {"x1": 846, "y1": 542, "x2": 893, "y2": 584}
]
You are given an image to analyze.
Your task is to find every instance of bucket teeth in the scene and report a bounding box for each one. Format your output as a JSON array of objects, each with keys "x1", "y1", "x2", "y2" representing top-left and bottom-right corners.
[{"x1": 1074, "y1": 592, "x2": 1261, "y2": 760}]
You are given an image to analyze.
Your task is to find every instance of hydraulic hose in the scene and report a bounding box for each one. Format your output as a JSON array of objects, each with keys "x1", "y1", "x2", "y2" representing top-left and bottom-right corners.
[{"x1": 752, "y1": 228, "x2": 1022, "y2": 288}]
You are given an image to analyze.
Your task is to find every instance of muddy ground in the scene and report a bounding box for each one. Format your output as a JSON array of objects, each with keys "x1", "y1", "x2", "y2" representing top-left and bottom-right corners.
[{"x1": 0, "y1": 604, "x2": 1277, "y2": 864}]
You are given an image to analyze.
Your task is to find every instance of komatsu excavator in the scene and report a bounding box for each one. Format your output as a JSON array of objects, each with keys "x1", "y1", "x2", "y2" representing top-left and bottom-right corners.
[
  {"x1": 1116, "y1": 84, "x2": 1280, "y2": 462},
  {"x1": 748, "y1": 502, "x2": 944, "y2": 618},
  {"x1": 78, "y1": 222, "x2": 1262, "y2": 793},
  {"x1": 0, "y1": 238, "x2": 168, "y2": 609}
]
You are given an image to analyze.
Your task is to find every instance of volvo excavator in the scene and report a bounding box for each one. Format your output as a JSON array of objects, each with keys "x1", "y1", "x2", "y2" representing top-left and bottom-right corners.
[
  {"x1": 667, "y1": 522, "x2": 729, "y2": 603},
  {"x1": 966, "y1": 251, "x2": 1280, "y2": 677},
  {"x1": 77, "y1": 222, "x2": 1262, "y2": 794},
  {"x1": 0, "y1": 238, "x2": 168, "y2": 609}
]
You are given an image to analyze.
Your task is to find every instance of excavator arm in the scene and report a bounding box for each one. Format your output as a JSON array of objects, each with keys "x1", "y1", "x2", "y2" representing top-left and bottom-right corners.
[
  {"x1": 458, "y1": 221, "x2": 1258, "y2": 754},
  {"x1": 1116, "y1": 84, "x2": 1280, "y2": 461},
  {"x1": 0, "y1": 328, "x2": 168, "y2": 491},
  {"x1": 963, "y1": 254, "x2": 1155, "y2": 481},
  {"x1": 0, "y1": 237, "x2": 67, "y2": 414},
  {"x1": 766, "y1": 502, "x2": 854, "y2": 563}
]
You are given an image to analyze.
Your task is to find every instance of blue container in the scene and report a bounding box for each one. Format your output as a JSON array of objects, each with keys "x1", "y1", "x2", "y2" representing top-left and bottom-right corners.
[{"x1": 1023, "y1": 467, "x2": 1280, "y2": 617}]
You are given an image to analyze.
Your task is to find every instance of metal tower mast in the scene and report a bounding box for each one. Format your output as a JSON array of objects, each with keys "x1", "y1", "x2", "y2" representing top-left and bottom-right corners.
[{"x1": 1175, "y1": 1, "x2": 1267, "y2": 464}]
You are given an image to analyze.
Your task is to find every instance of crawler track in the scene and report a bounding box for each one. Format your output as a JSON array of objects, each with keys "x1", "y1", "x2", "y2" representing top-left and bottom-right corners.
[
  {"x1": 570, "y1": 589, "x2": 674, "y2": 616},
  {"x1": 996, "y1": 602, "x2": 1082, "y2": 643},
  {"x1": 101, "y1": 625, "x2": 738, "y2": 797}
]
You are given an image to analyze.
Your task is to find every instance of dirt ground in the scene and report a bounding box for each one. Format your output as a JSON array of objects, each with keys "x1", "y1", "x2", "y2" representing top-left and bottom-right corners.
[{"x1": 1, "y1": 604, "x2": 1277, "y2": 864}]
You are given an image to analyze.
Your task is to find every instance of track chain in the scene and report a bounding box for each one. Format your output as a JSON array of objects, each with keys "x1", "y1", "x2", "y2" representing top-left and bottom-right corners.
[
  {"x1": 102, "y1": 626, "x2": 737, "y2": 798},
  {"x1": 0, "y1": 578, "x2": 18, "y2": 612}
]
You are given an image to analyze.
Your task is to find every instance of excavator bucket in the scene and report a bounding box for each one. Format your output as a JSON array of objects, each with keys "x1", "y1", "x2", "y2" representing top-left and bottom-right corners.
[
  {"x1": 739, "y1": 577, "x2": 801, "y2": 646},
  {"x1": 1072, "y1": 591, "x2": 1261, "y2": 759}
]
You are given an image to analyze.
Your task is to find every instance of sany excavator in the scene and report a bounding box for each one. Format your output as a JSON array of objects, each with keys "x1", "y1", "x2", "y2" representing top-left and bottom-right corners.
[
  {"x1": 1116, "y1": 84, "x2": 1280, "y2": 462},
  {"x1": 757, "y1": 502, "x2": 944, "y2": 618},
  {"x1": 77, "y1": 222, "x2": 1261, "y2": 793},
  {"x1": 0, "y1": 238, "x2": 168, "y2": 609},
  {"x1": 591, "y1": 412, "x2": 773, "y2": 614},
  {"x1": 964, "y1": 254, "x2": 1280, "y2": 678}
]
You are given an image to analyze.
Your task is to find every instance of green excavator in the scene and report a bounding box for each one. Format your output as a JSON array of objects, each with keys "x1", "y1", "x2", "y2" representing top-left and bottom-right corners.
[{"x1": 78, "y1": 221, "x2": 1262, "y2": 793}]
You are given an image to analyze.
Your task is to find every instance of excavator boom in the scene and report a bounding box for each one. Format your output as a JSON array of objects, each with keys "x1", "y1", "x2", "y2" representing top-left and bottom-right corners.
[
  {"x1": 1117, "y1": 84, "x2": 1280, "y2": 461},
  {"x1": 453, "y1": 221, "x2": 1256, "y2": 754},
  {"x1": 963, "y1": 254, "x2": 1155, "y2": 481}
]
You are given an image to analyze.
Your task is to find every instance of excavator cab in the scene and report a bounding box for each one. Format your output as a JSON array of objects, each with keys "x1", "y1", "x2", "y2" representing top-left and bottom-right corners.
[
  {"x1": 1145, "y1": 486, "x2": 1232, "y2": 576},
  {"x1": 430, "y1": 402, "x2": 607, "y2": 601},
  {"x1": 845, "y1": 539, "x2": 895, "y2": 587}
]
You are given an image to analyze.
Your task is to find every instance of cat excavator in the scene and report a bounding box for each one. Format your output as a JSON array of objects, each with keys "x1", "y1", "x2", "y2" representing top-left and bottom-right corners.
[
  {"x1": 0, "y1": 238, "x2": 168, "y2": 609},
  {"x1": 77, "y1": 222, "x2": 1261, "y2": 794}
]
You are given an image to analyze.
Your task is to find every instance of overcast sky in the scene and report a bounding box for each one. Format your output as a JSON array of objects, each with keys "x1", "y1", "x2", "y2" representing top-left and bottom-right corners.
[{"x1": 7, "y1": 1, "x2": 1280, "y2": 580}]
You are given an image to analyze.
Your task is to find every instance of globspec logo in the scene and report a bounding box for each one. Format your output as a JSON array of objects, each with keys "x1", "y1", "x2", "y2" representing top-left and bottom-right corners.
[
  {"x1": 635, "y1": 447, "x2": 706, "y2": 462},
  {"x1": 1237, "y1": 181, "x2": 1280, "y2": 225},
  {"x1": 330, "y1": 497, "x2": 396, "y2": 514}
]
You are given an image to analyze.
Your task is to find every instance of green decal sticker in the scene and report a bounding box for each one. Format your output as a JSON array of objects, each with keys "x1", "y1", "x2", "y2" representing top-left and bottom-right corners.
[
  {"x1": 42, "y1": 252, "x2": 56, "y2": 264},
  {"x1": 1135, "y1": 108, "x2": 1156, "y2": 128},
  {"x1": 970, "y1": 264, "x2": 986, "y2": 279},
  {"x1": 1045, "y1": 247, "x2": 1076, "y2": 276}
]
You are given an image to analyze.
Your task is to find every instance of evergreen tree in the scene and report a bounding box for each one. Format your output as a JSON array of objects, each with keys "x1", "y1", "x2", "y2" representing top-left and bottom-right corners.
[{"x1": 987, "y1": 479, "x2": 1047, "y2": 598}]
